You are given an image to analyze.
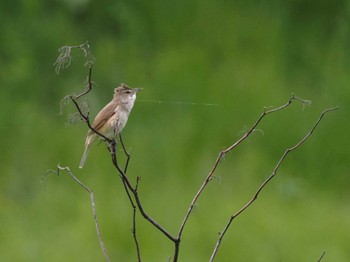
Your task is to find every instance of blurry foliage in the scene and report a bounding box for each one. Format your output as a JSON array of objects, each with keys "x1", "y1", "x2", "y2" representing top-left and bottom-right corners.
[{"x1": 0, "y1": 0, "x2": 349, "y2": 261}]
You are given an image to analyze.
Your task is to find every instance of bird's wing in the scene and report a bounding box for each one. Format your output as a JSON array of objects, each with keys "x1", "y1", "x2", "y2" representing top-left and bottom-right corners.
[{"x1": 89, "y1": 101, "x2": 117, "y2": 133}]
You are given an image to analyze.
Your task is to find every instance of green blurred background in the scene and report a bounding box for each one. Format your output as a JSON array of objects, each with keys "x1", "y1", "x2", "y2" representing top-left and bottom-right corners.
[{"x1": 1, "y1": 0, "x2": 349, "y2": 261}]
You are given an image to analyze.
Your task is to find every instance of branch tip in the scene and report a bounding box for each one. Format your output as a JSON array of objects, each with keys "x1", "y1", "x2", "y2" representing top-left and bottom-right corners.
[
  {"x1": 209, "y1": 104, "x2": 337, "y2": 260},
  {"x1": 317, "y1": 251, "x2": 326, "y2": 262}
]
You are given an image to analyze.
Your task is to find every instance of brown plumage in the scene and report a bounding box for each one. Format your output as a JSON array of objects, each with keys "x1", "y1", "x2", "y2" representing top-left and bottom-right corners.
[{"x1": 79, "y1": 83, "x2": 140, "y2": 168}]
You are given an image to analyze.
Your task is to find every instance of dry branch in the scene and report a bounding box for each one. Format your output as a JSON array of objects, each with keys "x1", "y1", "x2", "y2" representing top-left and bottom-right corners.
[
  {"x1": 47, "y1": 165, "x2": 110, "y2": 262},
  {"x1": 317, "y1": 251, "x2": 326, "y2": 262},
  {"x1": 209, "y1": 107, "x2": 337, "y2": 261},
  {"x1": 54, "y1": 43, "x2": 336, "y2": 262},
  {"x1": 175, "y1": 95, "x2": 311, "y2": 254}
]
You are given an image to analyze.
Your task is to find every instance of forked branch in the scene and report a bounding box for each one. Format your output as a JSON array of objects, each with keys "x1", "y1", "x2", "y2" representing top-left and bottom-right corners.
[
  {"x1": 177, "y1": 95, "x2": 311, "y2": 240},
  {"x1": 47, "y1": 165, "x2": 110, "y2": 262},
  {"x1": 174, "y1": 95, "x2": 334, "y2": 261},
  {"x1": 209, "y1": 107, "x2": 338, "y2": 261},
  {"x1": 55, "y1": 43, "x2": 336, "y2": 262}
]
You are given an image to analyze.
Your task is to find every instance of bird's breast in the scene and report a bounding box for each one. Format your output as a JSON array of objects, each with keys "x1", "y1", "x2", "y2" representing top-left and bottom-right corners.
[{"x1": 103, "y1": 109, "x2": 129, "y2": 139}]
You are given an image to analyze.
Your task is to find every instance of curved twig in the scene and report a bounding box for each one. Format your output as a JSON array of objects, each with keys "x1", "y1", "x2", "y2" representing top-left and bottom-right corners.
[
  {"x1": 50, "y1": 165, "x2": 110, "y2": 262},
  {"x1": 176, "y1": 95, "x2": 311, "y2": 248},
  {"x1": 209, "y1": 107, "x2": 338, "y2": 261}
]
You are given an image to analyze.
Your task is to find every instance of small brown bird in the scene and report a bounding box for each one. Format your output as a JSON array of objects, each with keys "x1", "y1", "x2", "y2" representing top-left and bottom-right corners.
[{"x1": 79, "y1": 83, "x2": 140, "y2": 168}]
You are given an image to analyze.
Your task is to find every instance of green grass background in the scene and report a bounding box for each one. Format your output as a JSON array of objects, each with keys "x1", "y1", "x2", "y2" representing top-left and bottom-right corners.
[{"x1": 0, "y1": 0, "x2": 349, "y2": 261}]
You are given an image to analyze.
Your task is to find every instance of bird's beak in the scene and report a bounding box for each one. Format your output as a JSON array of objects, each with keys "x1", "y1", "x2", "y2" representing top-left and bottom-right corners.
[{"x1": 133, "y1": 87, "x2": 142, "y2": 93}]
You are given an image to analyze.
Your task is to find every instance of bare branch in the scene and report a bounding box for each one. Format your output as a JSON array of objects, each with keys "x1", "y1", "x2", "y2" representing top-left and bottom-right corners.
[
  {"x1": 54, "y1": 42, "x2": 333, "y2": 262},
  {"x1": 48, "y1": 165, "x2": 110, "y2": 262},
  {"x1": 64, "y1": 63, "x2": 112, "y2": 142},
  {"x1": 56, "y1": 43, "x2": 100, "y2": 139},
  {"x1": 174, "y1": 94, "x2": 330, "y2": 261},
  {"x1": 110, "y1": 147, "x2": 177, "y2": 243},
  {"x1": 119, "y1": 133, "x2": 131, "y2": 174},
  {"x1": 176, "y1": 94, "x2": 310, "y2": 243},
  {"x1": 132, "y1": 177, "x2": 142, "y2": 262},
  {"x1": 317, "y1": 251, "x2": 326, "y2": 262},
  {"x1": 209, "y1": 107, "x2": 338, "y2": 261},
  {"x1": 72, "y1": 65, "x2": 95, "y2": 100},
  {"x1": 117, "y1": 136, "x2": 142, "y2": 261}
]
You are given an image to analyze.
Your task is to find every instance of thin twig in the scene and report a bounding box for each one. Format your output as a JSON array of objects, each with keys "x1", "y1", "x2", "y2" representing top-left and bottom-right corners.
[
  {"x1": 176, "y1": 95, "x2": 310, "y2": 251},
  {"x1": 73, "y1": 65, "x2": 95, "y2": 100},
  {"x1": 66, "y1": 63, "x2": 112, "y2": 143},
  {"x1": 57, "y1": 44, "x2": 108, "y2": 141},
  {"x1": 49, "y1": 165, "x2": 110, "y2": 262},
  {"x1": 118, "y1": 134, "x2": 142, "y2": 261},
  {"x1": 119, "y1": 133, "x2": 131, "y2": 174},
  {"x1": 71, "y1": 96, "x2": 112, "y2": 142},
  {"x1": 209, "y1": 107, "x2": 338, "y2": 261},
  {"x1": 110, "y1": 147, "x2": 177, "y2": 242},
  {"x1": 317, "y1": 251, "x2": 326, "y2": 262},
  {"x1": 133, "y1": 177, "x2": 142, "y2": 262}
]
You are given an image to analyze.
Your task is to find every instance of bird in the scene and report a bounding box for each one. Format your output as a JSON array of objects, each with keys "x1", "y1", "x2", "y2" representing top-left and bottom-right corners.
[{"x1": 79, "y1": 83, "x2": 140, "y2": 168}]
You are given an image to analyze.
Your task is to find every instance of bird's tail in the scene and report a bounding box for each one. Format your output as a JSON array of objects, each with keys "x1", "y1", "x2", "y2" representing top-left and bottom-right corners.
[
  {"x1": 79, "y1": 135, "x2": 94, "y2": 169},
  {"x1": 79, "y1": 145, "x2": 90, "y2": 169}
]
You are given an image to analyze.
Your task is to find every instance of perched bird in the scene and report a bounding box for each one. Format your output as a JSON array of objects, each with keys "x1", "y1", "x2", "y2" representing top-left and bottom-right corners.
[{"x1": 79, "y1": 83, "x2": 140, "y2": 168}]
